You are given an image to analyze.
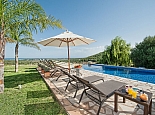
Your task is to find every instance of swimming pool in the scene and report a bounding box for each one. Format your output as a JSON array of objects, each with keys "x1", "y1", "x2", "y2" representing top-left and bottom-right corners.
[{"x1": 82, "y1": 64, "x2": 155, "y2": 84}]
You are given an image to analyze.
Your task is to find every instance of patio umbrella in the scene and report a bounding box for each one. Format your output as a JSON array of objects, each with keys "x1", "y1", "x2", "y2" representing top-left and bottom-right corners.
[{"x1": 37, "y1": 30, "x2": 95, "y2": 72}]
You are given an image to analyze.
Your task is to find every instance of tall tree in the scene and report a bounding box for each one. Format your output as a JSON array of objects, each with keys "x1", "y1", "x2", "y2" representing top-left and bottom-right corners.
[
  {"x1": 93, "y1": 36, "x2": 131, "y2": 66},
  {"x1": 110, "y1": 36, "x2": 131, "y2": 66},
  {"x1": 0, "y1": 0, "x2": 62, "y2": 92},
  {"x1": 101, "y1": 45, "x2": 111, "y2": 64},
  {"x1": 131, "y1": 36, "x2": 155, "y2": 69}
]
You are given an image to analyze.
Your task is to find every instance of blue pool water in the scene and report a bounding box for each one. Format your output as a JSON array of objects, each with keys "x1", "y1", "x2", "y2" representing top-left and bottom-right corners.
[{"x1": 82, "y1": 64, "x2": 155, "y2": 84}]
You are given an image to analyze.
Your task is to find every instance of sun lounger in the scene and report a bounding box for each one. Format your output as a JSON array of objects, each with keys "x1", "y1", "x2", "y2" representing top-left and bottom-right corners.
[
  {"x1": 48, "y1": 60, "x2": 79, "y2": 80},
  {"x1": 47, "y1": 60, "x2": 70, "y2": 78},
  {"x1": 77, "y1": 78, "x2": 126, "y2": 115},
  {"x1": 39, "y1": 59, "x2": 65, "y2": 79},
  {"x1": 40, "y1": 59, "x2": 49, "y2": 67},
  {"x1": 61, "y1": 69, "x2": 104, "y2": 98}
]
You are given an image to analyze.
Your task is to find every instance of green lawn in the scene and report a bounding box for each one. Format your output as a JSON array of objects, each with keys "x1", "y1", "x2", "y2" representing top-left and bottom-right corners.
[{"x1": 0, "y1": 65, "x2": 67, "y2": 115}]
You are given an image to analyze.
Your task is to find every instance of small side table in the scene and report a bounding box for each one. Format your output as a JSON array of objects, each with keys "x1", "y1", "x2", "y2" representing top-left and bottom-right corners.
[{"x1": 114, "y1": 87, "x2": 152, "y2": 115}]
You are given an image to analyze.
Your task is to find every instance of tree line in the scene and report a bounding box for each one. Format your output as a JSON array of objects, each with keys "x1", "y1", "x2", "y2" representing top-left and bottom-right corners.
[{"x1": 85, "y1": 36, "x2": 155, "y2": 69}]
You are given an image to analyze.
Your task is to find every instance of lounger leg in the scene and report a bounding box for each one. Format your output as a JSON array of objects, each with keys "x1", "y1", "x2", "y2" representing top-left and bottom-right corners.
[
  {"x1": 73, "y1": 89, "x2": 78, "y2": 98},
  {"x1": 56, "y1": 73, "x2": 63, "y2": 81},
  {"x1": 149, "y1": 99, "x2": 152, "y2": 114},
  {"x1": 50, "y1": 71, "x2": 56, "y2": 77},
  {"x1": 97, "y1": 100, "x2": 104, "y2": 115},
  {"x1": 65, "y1": 82, "x2": 70, "y2": 91},
  {"x1": 79, "y1": 90, "x2": 85, "y2": 103},
  {"x1": 73, "y1": 83, "x2": 80, "y2": 98},
  {"x1": 50, "y1": 69, "x2": 58, "y2": 77},
  {"x1": 97, "y1": 106, "x2": 101, "y2": 115}
]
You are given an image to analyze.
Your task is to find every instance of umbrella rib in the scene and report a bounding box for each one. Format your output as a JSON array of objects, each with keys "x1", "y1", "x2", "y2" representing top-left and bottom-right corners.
[
  {"x1": 70, "y1": 38, "x2": 75, "y2": 46},
  {"x1": 59, "y1": 40, "x2": 63, "y2": 47},
  {"x1": 44, "y1": 38, "x2": 57, "y2": 46},
  {"x1": 75, "y1": 38, "x2": 90, "y2": 44},
  {"x1": 59, "y1": 38, "x2": 71, "y2": 42},
  {"x1": 58, "y1": 38, "x2": 76, "y2": 46}
]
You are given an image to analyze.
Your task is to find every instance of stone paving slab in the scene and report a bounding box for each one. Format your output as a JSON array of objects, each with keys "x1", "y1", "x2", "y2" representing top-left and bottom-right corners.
[{"x1": 38, "y1": 68, "x2": 155, "y2": 115}]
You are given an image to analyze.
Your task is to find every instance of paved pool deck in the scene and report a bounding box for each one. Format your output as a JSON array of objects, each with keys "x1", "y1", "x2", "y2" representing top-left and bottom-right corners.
[{"x1": 38, "y1": 68, "x2": 155, "y2": 115}]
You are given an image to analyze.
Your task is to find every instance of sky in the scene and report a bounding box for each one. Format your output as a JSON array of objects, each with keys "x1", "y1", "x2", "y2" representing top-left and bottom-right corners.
[{"x1": 5, "y1": 0, "x2": 155, "y2": 58}]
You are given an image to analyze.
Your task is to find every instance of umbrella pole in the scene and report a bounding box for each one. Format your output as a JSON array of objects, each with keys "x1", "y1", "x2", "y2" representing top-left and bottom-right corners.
[{"x1": 67, "y1": 41, "x2": 71, "y2": 73}]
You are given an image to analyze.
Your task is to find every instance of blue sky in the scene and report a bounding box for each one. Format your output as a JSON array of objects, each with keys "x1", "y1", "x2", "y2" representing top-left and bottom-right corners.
[{"x1": 5, "y1": 0, "x2": 155, "y2": 58}]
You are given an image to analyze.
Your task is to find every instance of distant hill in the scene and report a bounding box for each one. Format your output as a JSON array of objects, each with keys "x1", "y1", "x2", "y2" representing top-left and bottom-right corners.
[{"x1": 84, "y1": 51, "x2": 104, "y2": 62}]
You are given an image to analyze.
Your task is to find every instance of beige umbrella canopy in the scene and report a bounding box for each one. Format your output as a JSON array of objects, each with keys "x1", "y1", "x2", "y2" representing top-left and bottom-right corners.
[{"x1": 37, "y1": 30, "x2": 95, "y2": 72}]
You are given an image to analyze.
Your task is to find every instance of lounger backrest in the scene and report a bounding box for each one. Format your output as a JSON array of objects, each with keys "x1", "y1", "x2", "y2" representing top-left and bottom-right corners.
[
  {"x1": 39, "y1": 59, "x2": 50, "y2": 68},
  {"x1": 39, "y1": 59, "x2": 43, "y2": 63},
  {"x1": 48, "y1": 60, "x2": 57, "y2": 68},
  {"x1": 74, "y1": 75, "x2": 103, "y2": 94},
  {"x1": 61, "y1": 69, "x2": 77, "y2": 81},
  {"x1": 51, "y1": 60, "x2": 56, "y2": 67},
  {"x1": 45, "y1": 60, "x2": 55, "y2": 69},
  {"x1": 41, "y1": 59, "x2": 46, "y2": 65},
  {"x1": 44, "y1": 59, "x2": 50, "y2": 67},
  {"x1": 73, "y1": 75, "x2": 89, "y2": 84}
]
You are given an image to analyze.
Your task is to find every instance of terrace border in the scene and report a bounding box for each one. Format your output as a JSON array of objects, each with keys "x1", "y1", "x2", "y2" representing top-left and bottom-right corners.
[{"x1": 36, "y1": 68, "x2": 82, "y2": 115}]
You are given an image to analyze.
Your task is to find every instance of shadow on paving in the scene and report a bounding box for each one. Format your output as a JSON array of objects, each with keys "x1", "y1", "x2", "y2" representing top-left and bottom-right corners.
[
  {"x1": 27, "y1": 90, "x2": 51, "y2": 99},
  {"x1": 24, "y1": 102, "x2": 63, "y2": 115},
  {"x1": 4, "y1": 71, "x2": 41, "y2": 88}
]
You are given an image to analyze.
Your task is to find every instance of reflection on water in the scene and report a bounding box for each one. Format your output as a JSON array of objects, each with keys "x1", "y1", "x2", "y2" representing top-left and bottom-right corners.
[
  {"x1": 83, "y1": 64, "x2": 155, "y2": 84},
  {"x1": 123, "y1": 69, "x2": 131, "y2": 78}
]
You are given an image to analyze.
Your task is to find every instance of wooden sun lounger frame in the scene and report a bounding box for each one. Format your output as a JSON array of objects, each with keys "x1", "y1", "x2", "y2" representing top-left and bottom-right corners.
[
  {"x1": 76, "y1": 78, "x2": 126, "y2": 115},
  {"x1": 61, "y1": 69, "x2": 104, "y2": 98}
]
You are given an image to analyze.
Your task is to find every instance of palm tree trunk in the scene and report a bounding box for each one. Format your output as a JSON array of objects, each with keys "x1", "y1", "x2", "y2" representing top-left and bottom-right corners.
[
  {"x1": 0, "y1": 20, "x2": 5, "y2": 93},
  {"x1": 15, "y1": 43, "x2": 19, "y2": 72}
]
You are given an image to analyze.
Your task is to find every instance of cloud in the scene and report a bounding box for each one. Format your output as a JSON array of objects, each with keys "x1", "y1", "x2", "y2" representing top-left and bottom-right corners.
[{"x1": 70, "y1": 46, "x2": 105, "y2": 58}]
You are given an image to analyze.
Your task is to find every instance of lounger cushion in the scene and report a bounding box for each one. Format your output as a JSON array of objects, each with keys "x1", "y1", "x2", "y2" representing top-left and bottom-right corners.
[{"x1": 94, "y1": 80, "x2": 126, "y2": 97}]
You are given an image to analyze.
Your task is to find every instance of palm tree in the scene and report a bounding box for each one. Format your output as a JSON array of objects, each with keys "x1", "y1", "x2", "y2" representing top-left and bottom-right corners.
[
  {"x1": 0, "y1": 0, "x2": 62, "y2": 93},
  {"x1": 15, "y1": 38, "x2": 40, "y2": 72},
  {"x1": 9, "y1": 29, "x2": 40, "y2": 72}
]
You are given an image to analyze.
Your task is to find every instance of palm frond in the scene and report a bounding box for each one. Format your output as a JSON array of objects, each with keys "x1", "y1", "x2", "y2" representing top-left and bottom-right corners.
[
  {"x1": 21, "y1": 42, "x2": 40, "y2": 50},
  {"x1": 19, "y1": 37, "x2": 40, "y2": 50},
  {"x1": 5, "y1": 37, "x2": 15, "y2": 43}
]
